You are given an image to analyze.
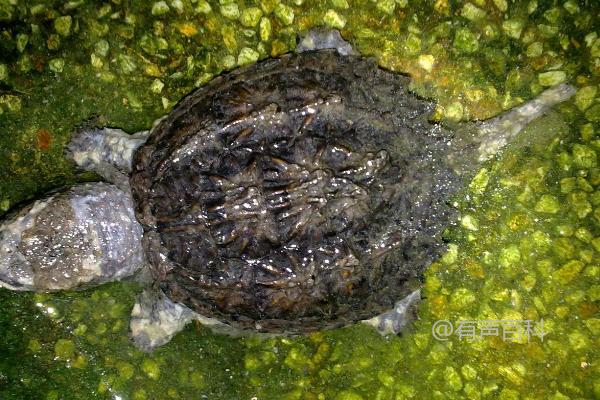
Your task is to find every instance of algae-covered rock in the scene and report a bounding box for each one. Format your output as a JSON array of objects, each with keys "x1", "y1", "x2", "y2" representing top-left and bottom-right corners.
[
  {"x1": 141, "y1": 358, "x2": 161, "y2": 380},
  {"x1": 445, "y1": 366, "x2": 463, "y2": 391},
  {"x1": 461, "y1": 3, "x2": 486, "y2": 21},
  {"x1": 539, "y1": 71, "x2": 566, "y2": 86},
  {"x1": 237, "y1": 47, "x2": 259, "y2": 65},
  {"x1": 49, "y1": 58, "x2": 65, "y2": 73},
  {"x1": 54, "y1": 339, "x2": 75, "y2": 360},
  {"x1": 16, "y1": 33, "x2": 28, "y2": 53},
  {"x1": 526, "y1": 42, "x2": 543, "y2": 58},
  {"x1": 323, "y1": 9, "x2": 346, "y2": 29},
  {"x1": 150, "y1": 79, "x2": 164, "y2": 94},
  {"x1": 492, "y1": 0, "x2": 508, "y2": 12},
  {"x1": 54, "y1": 15, "x2": 72, "y2": 37},
  {"x1": 195, "y1": 1, "x2": 212, "y2": 14},
  {"x1": 274, "y1": 4, "x2": 294, "y2": 25},
  {"x1": 502, "y1": 19, "x2": 524, "y2": 39},
  {"x1": 575, "y1": 86, "x2": 597, "y2": 111},
  {"x1": 376, "y1": 0, "x2": 395, "y2": 15},
  {"x1": 454, "y1": 28, "x2": 479, "y2": 53},
  {"x1": 585, "y1": 104, "x2": 600, "y2": 122},
  {"x1": 460, "y1": 214, "x2": 479, "y2": 231},
  {"x1": 259, "y1": 17, "x2": 271, "y2": 41},
  {"x1": 220, "y1": 3, "x2": 240, "y2": 19},
  {"x1": 572, "y1": 144, "x2": 597, "y2": 168},
  {"x1": 152, "y1": 1, "x2": 170, "y2": 16},
  {"x1": 240, "y1": 7, "x2": 263, "y2": 27},
  {"x1": 499, "y1": 245, "x2": 521, "y2": 268},
  {"x1": 417, "y1": 54, "x2": 435, "y2": 72},
  {"x1": 331, "y1": 0, "x2": 349, "y2": 9},
  {"x1": 535, "y1": 194, "x2": 560, "y2": 214},
  {"x1": 336, "y1": 390, "x2": 363, "y2": 400},
  {"x1": 568, "y1": 192, "x2": 592, "y2": 218},
  {"x1": 553, "y1": 260, "x2": 584, "y2": 283}
]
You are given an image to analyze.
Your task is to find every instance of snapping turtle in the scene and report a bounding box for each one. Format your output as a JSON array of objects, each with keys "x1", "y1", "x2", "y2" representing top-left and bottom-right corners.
[{"x1": 0, "y1": 30, "x2": 575, "y2": 351}]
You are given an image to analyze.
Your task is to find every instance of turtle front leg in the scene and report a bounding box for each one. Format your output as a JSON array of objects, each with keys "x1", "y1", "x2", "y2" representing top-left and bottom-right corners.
[
  {"x1": 67, "y1": 127, "x2": 150, "y2": 189},
  {"x1": 130, "y1": 289, "x2": 197, "y2": 351},
  {"x1": 130, "y1": 289, "x2": 233, "y2": 351},
  {"x1": 0, "y1": 182, "x2": 144, "y2": 291},
  {"x1": 296, "y1": 29, "x2": 357, "y2": 56},
  {"x1": 362, "y1": 289, "x2": 421, "y2": 335}
]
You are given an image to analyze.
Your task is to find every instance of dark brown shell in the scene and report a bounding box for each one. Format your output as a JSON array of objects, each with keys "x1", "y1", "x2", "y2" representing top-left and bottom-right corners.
[{"x1": 130, "y1": 50, "x2": 460, "y2": 333}]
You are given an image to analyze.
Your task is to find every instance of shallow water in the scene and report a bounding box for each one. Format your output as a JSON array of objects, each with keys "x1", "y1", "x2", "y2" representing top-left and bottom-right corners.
[{"x1": 0, "y1": 1, "x2": 598, "y2": 399}]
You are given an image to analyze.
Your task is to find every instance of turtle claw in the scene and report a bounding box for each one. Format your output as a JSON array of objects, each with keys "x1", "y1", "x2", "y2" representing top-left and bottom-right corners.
[{"x1": 362, "y1": 289, "x2": 421, "y2": 336}]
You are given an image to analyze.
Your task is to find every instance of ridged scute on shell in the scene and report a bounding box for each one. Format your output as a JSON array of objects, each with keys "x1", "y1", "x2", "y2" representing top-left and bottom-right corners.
[{"x1": 131, "y1": 50, "x2": 460, "y2": 333}]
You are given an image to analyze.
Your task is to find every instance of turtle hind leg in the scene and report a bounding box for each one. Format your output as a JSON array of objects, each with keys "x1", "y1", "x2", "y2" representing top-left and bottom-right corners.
[
  {"x1": 66, "y1": 127, "x2": 149, "y2": 189},
  {"x1": 475, "y1": 83, "x2": 576, "y2": 163},
  {"x1": 0, "y1": 182, "x2": 144, "y2": 291},
  {"x1": 362, "y1": 289, "x2": 421, "y2": 336}
]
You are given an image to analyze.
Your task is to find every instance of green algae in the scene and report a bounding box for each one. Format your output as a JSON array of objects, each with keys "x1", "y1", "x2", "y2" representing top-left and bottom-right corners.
[{"x1": 0, "y1": 0, "x2": 599, "y2": 399}]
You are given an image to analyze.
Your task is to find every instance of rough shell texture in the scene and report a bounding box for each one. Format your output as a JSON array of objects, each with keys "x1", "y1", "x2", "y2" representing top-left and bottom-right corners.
[{"x1": 131, "y1": 50, "x2": 461, "y2": 333}]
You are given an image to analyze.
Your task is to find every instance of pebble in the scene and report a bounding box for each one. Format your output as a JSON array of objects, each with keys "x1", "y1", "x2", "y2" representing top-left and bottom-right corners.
[
  {"x1": 454, "y1": 28, "x2": 479, "y2": 53},
  {"x1": 54, "y1": 339, "x2": 75, "y2": 359},
  {"x1": 150, "y1": 79, "x2": 164, "y2": 94},
  {"x1": 54, "y1": 15, "x2": 72, "y2": 36},
  {"x1": 574, "y1": 86, "x2": 597, "y2": 111},
  {"x1": 195, "y1": 1, "x2": 211, "y2": 14},
  {"x1": 502, "y1": 19, "x2": 524, "y2": 39},
  {"x1": 259, "y1": 17, "x2": 271, "y2": 41},
  {"x1": 240, "y1": 7, "x2": 262, "y2": 27},
  {"x1": 417, "y1": 54, "x2": 435, "y2": 72},
  {"x1": 331, "y1": 0, "x2": 349, "y2": 9},
  {"x1": 535, "y1": 194, "x2": 560, "y2": 214},
  {"x1": 238, "y1": 47, "x2": 259, "y2": 66},
  {"x1": 151, "y1": 1, "x2": 170, "y2": 16},
  {"x1": 461, "y1": 3, "x2": 486, "y2": 21},
  {"x1": 572, "y1": 144, "x2": 597, "y2": 168},
  {"x1": 492, "y1": 0, "x2": 508, "y2": 12},
  {"x1": 553, "y1": 260, "x2": 584, "y2": 283},
  {"x1": 323, "y1": 9, "x2": 346, "y2": 29},
  {"x1": 526, "y1": 42, "x2": 543, "y2": 58},
  {"x1": 376, "y1": 0, "x2": 395, "y2": 15},
  {"x1": 0, "y1": 64, "x2": 7, "y2": 81},
  {"x1": 538, "y1": 71, "x2": 566, "y2": 86},
  {"x1": 274, "y1": 4, "x2": 294, "y2": 25},
  {"x1": 220, "y1": 3, "x2": 240, "y2": 19},
  {"x1": 49, "y1": 58, "x2": 65, "y2": 73}
]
